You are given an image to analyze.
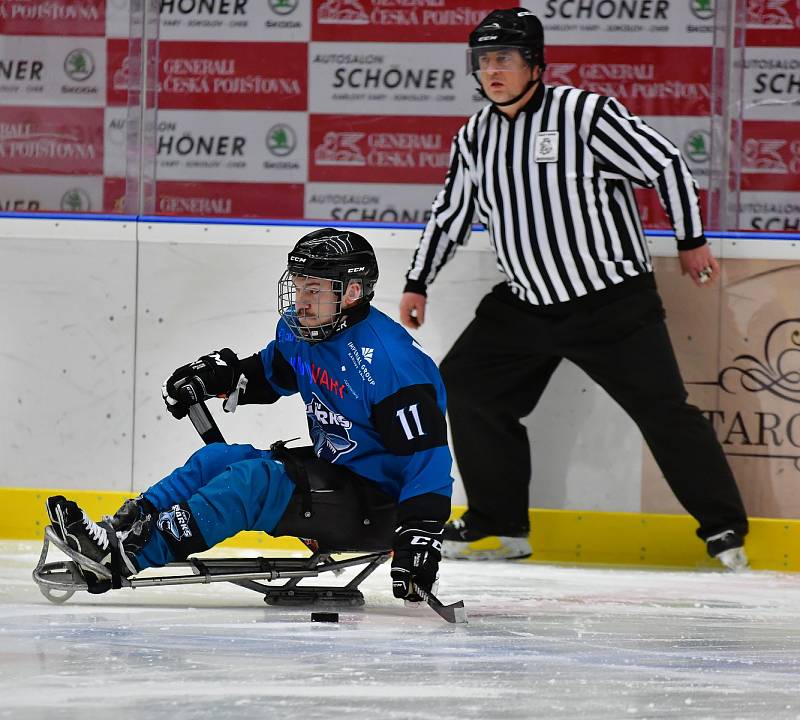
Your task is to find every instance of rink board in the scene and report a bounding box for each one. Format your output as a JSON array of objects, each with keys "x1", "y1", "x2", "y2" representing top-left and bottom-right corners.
[{"x1": 3, "y1": 485, "x2": 798, "y2": 572}]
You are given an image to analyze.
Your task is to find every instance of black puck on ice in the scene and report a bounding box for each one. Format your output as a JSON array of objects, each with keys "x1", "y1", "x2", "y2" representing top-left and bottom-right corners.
[{"x1": 311, "y1": 611, "x2": 339, "y2": 623}]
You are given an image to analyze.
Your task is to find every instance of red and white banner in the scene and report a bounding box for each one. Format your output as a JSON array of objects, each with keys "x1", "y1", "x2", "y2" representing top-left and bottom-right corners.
[
  {"x1": 0, "y1": 106, "x2": 104, "y2": 175},
  {"x1": 311, "y1": 0, "x2": 496, "y2": 43},
  {"x1": 155, "y1": 109, "x2": 307, "y2": 182},
  {"x1": 309, "y1": 114, "x2": 463, "y2": 184},
  {"x1": 103, "y1": 176, "x2": 305, "y2": 217},
  {"x1": 0, "y1": 36, "x2": 105, "y2": 107},
  {"x1": 740, "y1": 120, "x2": 800, "y2": 192},
  {"x1": 540, "y1": 0, "x2": 714, "y2": 46},
  {"x1": 155, "y1": 180, "x2": 304, "y2": 218},
  {"x1": 0, "y1": 173, "x2": 102, "y2": 211},
  {"x1": 159, "y1": 0, "x2": 310, "y2": 42},
  {"x1": 107, "y1": 40, "x2": 307, "y2": 110},
  {"x1": 739, "y1": 190, "x2": 800, "y2": 232},
  {"x1": 544, "y1": 45, "x2": 711, "y2": 117},
  {"x1": 102, "y1": 105, "x2": 127, "y2": 178},
  {"x1": 746, "y1": 0, "x2": 800, "y2": 46},
  {"x1": 309, "y1": 41, "x2": 482, "y2": 116},
  {"x1": 305, "y1": 181, "x2": 439, "y2": 224},
  {"x1": 0, "y1": 0, "x2": 105, "y2": 37},
  {"x1": 1, "y1": 0, "x2": 796, "y2": 231},
  {"x1": 741, "y1": 46, "x2": 800, "y2": 121}
]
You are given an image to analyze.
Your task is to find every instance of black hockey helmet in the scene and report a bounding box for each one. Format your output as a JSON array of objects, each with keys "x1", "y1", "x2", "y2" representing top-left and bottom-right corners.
[
  {"x1": 278, "y1": 227, "x2": 379, "y2": 343},
  {"x1": 467, "y1": 7, "x2": 545, "y2": 73}
]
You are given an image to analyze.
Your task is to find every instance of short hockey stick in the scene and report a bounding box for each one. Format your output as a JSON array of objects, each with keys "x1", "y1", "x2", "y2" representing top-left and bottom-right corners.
[
  {"x1": 414, "y1": 586, "x2": 468, "y2": 624},
  {"x1": 179, "y1": 385, "x2": 226, "y2": 445}
]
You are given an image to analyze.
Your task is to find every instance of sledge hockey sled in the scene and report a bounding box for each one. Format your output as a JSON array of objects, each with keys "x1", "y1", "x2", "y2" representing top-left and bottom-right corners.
[
  {"x1": 31, "y1": 395, "x2": 466, "y2": 623},
  {"x1": 32, "y1": 525, "x2": 391, "y2": 608}
]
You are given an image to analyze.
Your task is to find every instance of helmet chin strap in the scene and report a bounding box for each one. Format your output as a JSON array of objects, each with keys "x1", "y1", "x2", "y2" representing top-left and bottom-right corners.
[{"x1": 473, "y1": 73, "x2": 538, "y2": 107}]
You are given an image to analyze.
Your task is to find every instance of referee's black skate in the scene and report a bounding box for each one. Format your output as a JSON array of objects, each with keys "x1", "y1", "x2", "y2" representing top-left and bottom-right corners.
[
  {"x1": 442, "y1": 513, "x2": 531, "y2": 561},
  {"x1": 706, "y1": 530, "x2": 749, "y2": 572}
]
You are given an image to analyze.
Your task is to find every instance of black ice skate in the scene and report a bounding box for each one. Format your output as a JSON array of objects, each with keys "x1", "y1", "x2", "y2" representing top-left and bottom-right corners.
[
  {"x1": 46, "y1": 495, "x2": 143, "y2": 579},
  {"x1": 442, "y1": 513, "x2": 532, "y2": 561},
  {"x1": 103, "y1": 494, "x2": 154, "y2": 561},
  {"x1": 706, "y1": 529, "x2": 749, "y2": 572}
]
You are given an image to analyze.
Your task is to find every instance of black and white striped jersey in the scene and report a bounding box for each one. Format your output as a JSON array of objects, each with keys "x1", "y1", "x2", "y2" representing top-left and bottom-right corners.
[{"x1": 405, "y1": 82, "x2": 705, "y2": 306}]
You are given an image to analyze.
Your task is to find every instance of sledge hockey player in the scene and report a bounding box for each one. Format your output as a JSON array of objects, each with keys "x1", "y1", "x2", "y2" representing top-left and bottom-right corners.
[{"x1": 46, "y1": 228, "x2": 453, "y2": 605}]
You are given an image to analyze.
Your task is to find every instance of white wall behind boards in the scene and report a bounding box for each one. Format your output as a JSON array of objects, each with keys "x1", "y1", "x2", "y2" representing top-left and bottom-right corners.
[{"x1": 0, "y1": 219, "x2": 137, "y2": 490}]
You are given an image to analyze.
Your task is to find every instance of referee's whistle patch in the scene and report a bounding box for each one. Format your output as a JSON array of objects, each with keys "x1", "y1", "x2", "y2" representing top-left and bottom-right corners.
[{"x1": 534, "y1": 131, "x2": 559, "y2": 163}]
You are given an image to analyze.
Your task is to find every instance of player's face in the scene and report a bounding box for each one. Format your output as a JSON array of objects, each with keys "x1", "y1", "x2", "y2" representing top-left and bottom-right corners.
[
  {"x1": 476, "y1": 49, "x2": 537, "y2": 104},
  {"x1": 292, "y1": 275, "x2": 340, "y2": 327}
]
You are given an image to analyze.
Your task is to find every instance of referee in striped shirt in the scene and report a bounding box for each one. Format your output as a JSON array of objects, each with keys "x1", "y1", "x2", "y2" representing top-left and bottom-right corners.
[{"x1": 399, "y1": 7, "x2": 749, "y2": 570}]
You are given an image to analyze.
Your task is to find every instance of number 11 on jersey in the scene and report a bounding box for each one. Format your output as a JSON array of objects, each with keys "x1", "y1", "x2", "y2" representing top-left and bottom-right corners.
[{"x1": 396, "y1": 404, "x2": 425, "y2": 440}]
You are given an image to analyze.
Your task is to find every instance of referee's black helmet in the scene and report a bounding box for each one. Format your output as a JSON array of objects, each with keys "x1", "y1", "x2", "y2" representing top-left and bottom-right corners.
[{"x1": 467, "y1": 7, "x2": 545, "y2": 71}]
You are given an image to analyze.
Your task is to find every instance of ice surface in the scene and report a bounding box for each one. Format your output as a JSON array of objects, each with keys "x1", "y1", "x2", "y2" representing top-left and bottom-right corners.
[{"x1": 2, "y1": 540, "x2": 800, "y2": 719}]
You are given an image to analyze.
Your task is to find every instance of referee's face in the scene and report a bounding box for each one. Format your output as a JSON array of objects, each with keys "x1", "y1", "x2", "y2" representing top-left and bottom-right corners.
[{"x1": 476, "y1": 49, "x2": 538, "y2": 105}]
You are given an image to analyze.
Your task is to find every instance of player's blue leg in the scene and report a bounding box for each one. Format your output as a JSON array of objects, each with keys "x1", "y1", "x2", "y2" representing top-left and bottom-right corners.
[
  {"x1": 135, "y1": 452, "x2": 295, "y2": 570},
  {"x1": 141, "y1": 443, "x2": 266, "y2": 510}
]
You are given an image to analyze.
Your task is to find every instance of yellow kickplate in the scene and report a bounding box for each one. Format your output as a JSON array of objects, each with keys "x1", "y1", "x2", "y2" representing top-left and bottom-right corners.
[
  {"x1": 2, "y1": 486, "x2": 798, "y2": 571},
  {"x1": 0, "y1": 486, "x2": 307, "y2": 552}
]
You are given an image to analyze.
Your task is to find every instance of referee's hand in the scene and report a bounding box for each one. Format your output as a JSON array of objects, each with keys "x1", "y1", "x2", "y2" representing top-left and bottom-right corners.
[
  {"x1": 400, "y1": 292, "x2": 427, "y2": 329},
  {"x1": 679, "y1": 246, "x2": 720, "y2": 288}
]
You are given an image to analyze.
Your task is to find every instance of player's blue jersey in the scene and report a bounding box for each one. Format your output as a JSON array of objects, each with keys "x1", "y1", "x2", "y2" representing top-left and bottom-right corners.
[{"x1": 257, "y1": 305, "x2": 453, "y2": 504}]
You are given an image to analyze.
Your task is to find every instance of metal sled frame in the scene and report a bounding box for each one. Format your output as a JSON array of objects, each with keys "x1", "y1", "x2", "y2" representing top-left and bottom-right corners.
[{"x1": 33, "y1": 525, "x2": 390, "y2": 607}]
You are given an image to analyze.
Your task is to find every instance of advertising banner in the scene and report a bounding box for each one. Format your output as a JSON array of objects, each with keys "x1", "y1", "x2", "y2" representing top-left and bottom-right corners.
[
  {"x1": 540, "y1": 0, "x2": 714, "y2": 46},
  {"x1": 103, "y1": 176, "x2": 305, "y2": 217},
  {"x1": 740, "y1": 46, "x2": 800, "y2": 121},
  {"x1": 740, "y1": 120, "x2": 800, "y2": 192},
  {"x1": 107, "y1": 40, "x2": 307, "y2": 111},
  {"x1": 0, "y1": 173, "x2": 102, "y2": 212},
  {"x1": 103, "y1": 105, "x2": 127, "y2": 178},
  {"x1": 305, "y1": 181, "x2": 440, "y2": 224},
  {"x1": 0, "y1": 106, "x2": 104, "y2": 175},
  {"x1": 0, "y1": 36, "x2": 105, "y2": 107},
  {"x1": 0, "y1": 0, "x2": 105, "y2": 36},
  {"x1": 155, "y1": 179, "x2": 304, "y2": 217},
  {"x1": 104, "y1": 0, "x2": 129, "y2": 38},
  {"x1": 309, "y1": 41, "x2": 483, "y2": 117},
  {"x1": 544, "y1": 44, "x2": 711, "y2": 117},
  {"x1": 746, "y1": 0, "x2": 800, "y2": 47},
  {"x1": 155, "y1": 109, "x2": 308, "y2": 182},
  {"x1": 643, "y1": 256, "x2": 800, "y2": 518},
  {"x1": 739, "y1": 190, "x2": 800, "y2": 232},
  {"x1": 311, "y1": 0, "x2": 497, "y2": 43},
  {"x1": 159, "y1": 0, "x2": 310, "y2": 42},
  {"x1": 309, "y1": 114, "x2": 463, "y2": 184}
]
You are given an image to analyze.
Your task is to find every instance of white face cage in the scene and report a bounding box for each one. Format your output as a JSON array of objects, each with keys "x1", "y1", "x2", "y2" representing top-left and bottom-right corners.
[
  {"x1": 466, "y1": 45, "x2": 532, "y2": 75},
  {"x1": 277, "y1": 270, "x2": 345, "y2": 343}
]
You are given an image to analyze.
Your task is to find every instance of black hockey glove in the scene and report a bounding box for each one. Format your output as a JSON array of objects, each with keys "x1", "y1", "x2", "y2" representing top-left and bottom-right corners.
[
  {"x1": 391, "y1": 520, "x2": 443, "y2": 601},
  {"x1": 161, "y1": 348, "x2": 240, "y2": 419}
]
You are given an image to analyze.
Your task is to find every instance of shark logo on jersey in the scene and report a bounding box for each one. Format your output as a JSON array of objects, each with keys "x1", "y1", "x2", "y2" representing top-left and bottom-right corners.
[{"x1": 306, "y1": 392, "x2": 357, "y2": 462}]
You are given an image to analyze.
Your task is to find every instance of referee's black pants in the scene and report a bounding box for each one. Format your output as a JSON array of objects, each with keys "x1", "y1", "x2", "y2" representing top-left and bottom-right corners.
[{"x1": 440, "y1": 281, "x2": 748, "y2": 541}]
